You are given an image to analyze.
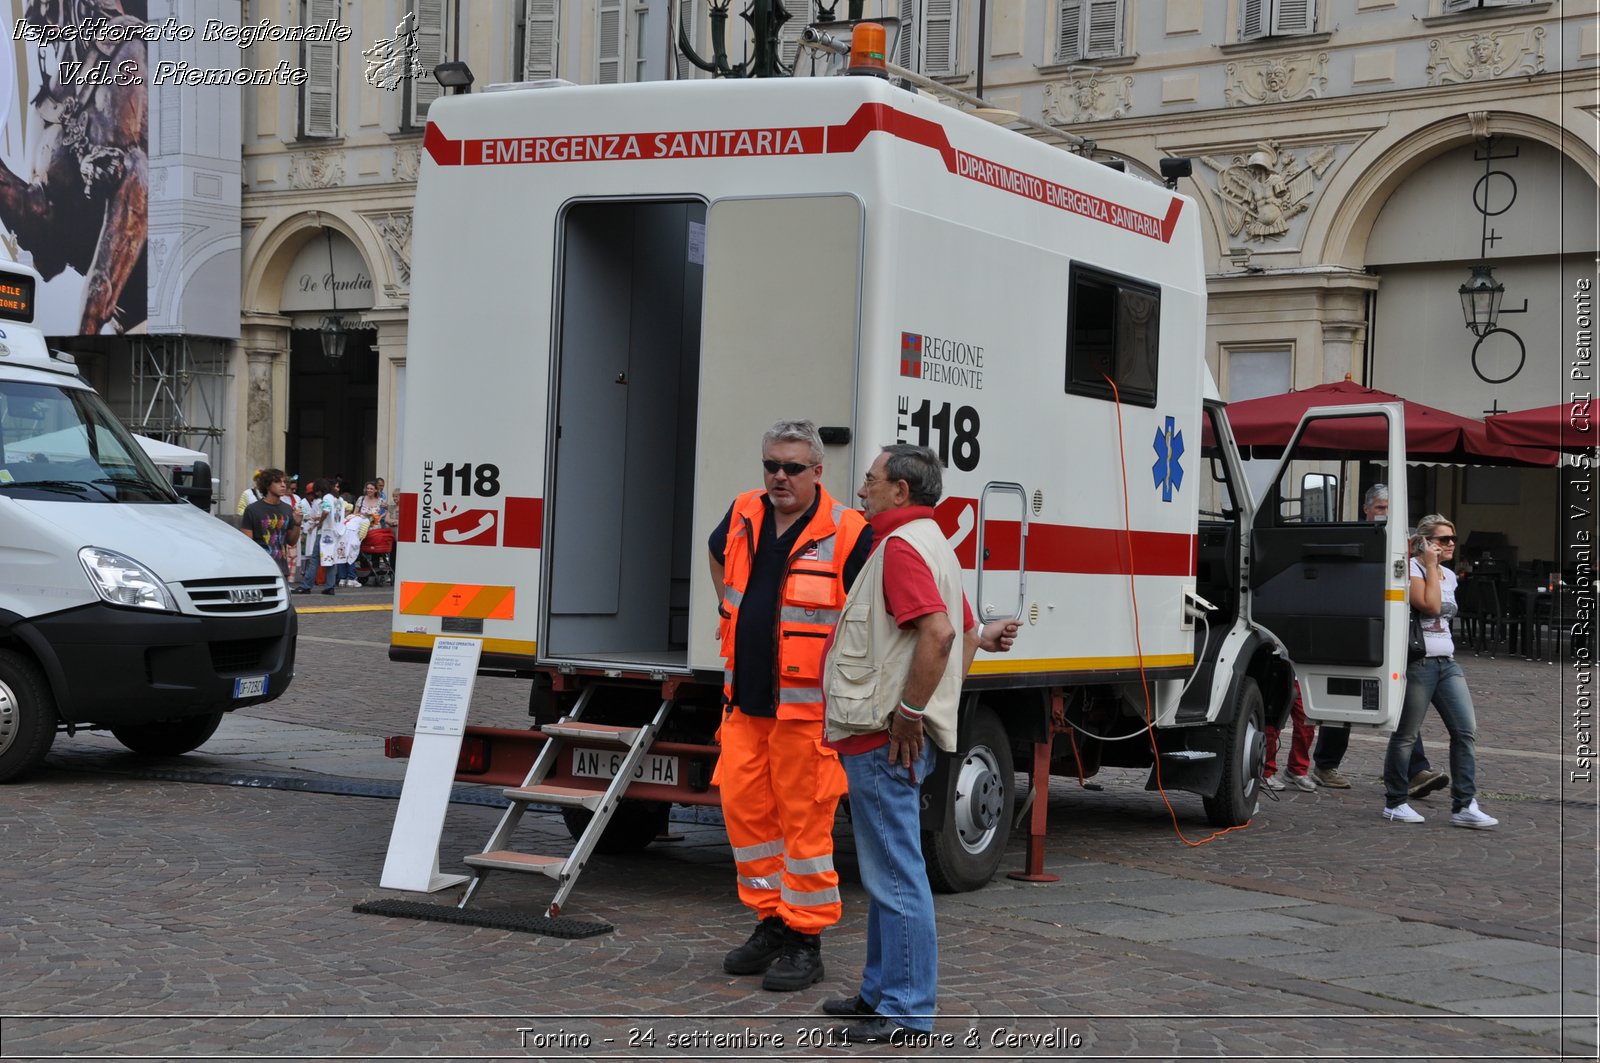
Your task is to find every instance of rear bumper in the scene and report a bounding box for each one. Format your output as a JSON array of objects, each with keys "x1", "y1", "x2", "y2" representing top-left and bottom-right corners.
[{"x1": 16, "y1": 603, "x2": 297, "y2": 726}]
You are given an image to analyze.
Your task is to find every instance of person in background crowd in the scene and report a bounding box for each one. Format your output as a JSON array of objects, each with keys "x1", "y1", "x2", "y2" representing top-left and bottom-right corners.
[
  {"x1": 282, "y1": 474, "x2": 302, "y2": 582},
  {"x1": 311, "y1": 476, "x2": 344, "y2": 596},
  {"x1": 708, "y1": 420, "x2": 873, "y2": 994},
  {"x1": 336, "y1": 502, "x2": 369, "y2": 586},
  {"x1": 1263, "y1": 684, "x2": 1317, "y2": 791},
  {"x1": 235, "y1": 468, "x2": 263, "y2": 518},
  {"x1": 294, "y1": 478, "x2": 322, "y2": 592},
  {"x1": 1382, "y1": 515, "x2": 1496, "y2": 829},
  {"x1": 1310, "y1": 482, "x2": 1446, "y2": 799},
  {"x1": 239, "y1": 468, "x2": 298, "y2": 577},
  {"x1": 356, "y1": 480, "x2": 387, "y2": 528}
]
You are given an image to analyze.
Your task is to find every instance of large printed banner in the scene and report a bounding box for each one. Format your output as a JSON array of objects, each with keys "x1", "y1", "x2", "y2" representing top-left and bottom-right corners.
[{"x1": 0, "y1": 0, "x2": 149, "y2": 335}]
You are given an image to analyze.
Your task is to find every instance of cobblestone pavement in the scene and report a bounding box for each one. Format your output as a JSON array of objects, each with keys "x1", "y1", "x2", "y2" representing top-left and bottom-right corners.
[{"x1": 3, "y1": 589, "x2": 1596, "y2": 1061}]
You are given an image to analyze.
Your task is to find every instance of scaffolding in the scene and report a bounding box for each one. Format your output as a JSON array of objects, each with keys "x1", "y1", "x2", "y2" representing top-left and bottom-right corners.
[{"x1": 130, "y1": 336, "x2": 230, "y2": 455}]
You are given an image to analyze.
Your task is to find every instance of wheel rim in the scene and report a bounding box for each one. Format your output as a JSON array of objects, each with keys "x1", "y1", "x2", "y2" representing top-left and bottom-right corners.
[
  {"x1": 953, "y1": 744, "x2": 1005, "y2": 855},
  {"x1": 1240, "y1": 717, "x2": 1262, "y2": 799},
  {"x1": 0, "y1": 678, "x2": 18, "y2": 759}
]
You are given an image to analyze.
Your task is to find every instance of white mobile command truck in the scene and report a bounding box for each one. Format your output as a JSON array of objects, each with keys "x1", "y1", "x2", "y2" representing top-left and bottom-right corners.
[
  {"x1": 388, "y1": 74, "x2": 1410, "y2": 910},
  {"x1": 0, "y1": 262, "x2": 297, "y2": 783}
]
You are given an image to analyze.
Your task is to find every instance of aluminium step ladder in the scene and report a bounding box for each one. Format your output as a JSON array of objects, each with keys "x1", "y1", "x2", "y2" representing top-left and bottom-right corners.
[{"x1": 458, "y1": 686, "x2": 674, "y2": 918}]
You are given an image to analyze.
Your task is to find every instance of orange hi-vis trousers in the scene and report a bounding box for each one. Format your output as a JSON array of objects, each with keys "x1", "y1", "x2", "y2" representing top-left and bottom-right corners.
[{"x1": 715, "y1": 711, "x2": 849, "y2": 934}]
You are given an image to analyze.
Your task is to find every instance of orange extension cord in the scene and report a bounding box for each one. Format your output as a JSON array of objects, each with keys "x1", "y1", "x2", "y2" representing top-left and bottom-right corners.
[{"x1": 1105, "y1": 374, "x2": 1252, "y2": 847}]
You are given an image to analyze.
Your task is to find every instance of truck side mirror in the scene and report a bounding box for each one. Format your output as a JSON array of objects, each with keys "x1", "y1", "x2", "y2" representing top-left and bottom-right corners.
[
  {"x1": 1300, "y1": 471, "x2": 1338, "y2": 523},
  {"x1": 176, "y1": 459, "x2": 213, "y2": 511}
]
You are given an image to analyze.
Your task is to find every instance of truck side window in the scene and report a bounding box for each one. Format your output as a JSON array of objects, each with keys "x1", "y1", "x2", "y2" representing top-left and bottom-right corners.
[{"x1": 1064, "y1": 264, "x2": 1159, "y2": 408}]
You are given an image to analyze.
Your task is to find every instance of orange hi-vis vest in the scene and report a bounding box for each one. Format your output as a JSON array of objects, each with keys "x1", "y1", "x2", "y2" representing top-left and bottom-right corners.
[{"x1": 718, "y1": 487, "x2": 867, "y2": 722}]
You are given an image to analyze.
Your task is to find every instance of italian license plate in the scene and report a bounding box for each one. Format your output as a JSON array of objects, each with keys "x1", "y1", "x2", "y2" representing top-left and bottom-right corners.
[
  {"x1": 233, "y1": 675, "x2": 268, "y2": 698},
  {"x1": 571, "y1": 748, "x2": 680, "y2": 786}
]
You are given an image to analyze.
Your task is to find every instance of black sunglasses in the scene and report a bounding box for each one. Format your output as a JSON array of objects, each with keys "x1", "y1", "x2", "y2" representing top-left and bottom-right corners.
[
  {"x1": 1429, "y1": 535, "x2": 1457, "y2": 544},
  {"x1": 762, "y1": 460, "x2": 813, "y2": 476}
]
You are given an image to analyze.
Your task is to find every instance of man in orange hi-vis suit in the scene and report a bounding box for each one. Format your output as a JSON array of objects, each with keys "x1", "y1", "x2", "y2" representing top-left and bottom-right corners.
[{"x1": 708, "y1": 420, "x2": 872, "y2": 992}]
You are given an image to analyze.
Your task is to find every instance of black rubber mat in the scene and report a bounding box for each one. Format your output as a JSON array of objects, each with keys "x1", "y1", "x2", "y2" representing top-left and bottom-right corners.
[{"x1": 353, "y1": 898, "x2": 613, "y2": 938}]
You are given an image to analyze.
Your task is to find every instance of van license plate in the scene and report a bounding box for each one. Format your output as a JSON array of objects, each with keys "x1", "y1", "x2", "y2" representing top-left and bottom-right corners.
[
  {"x1": 571, "y1": 749, "x2": 680, "y2": 786},
  {"x1": 233, "y1": 675, "x2": 267, "y2": 698}
]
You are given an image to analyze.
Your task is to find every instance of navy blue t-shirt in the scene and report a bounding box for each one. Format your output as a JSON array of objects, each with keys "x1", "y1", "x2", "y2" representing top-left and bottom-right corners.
[{"x1": 709, "y1": 493, "x2": 872, "y2": 716}]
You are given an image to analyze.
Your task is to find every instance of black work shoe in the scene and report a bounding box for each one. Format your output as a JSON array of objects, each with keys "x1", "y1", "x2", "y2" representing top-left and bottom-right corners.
[
  {"x1": 761, "y1": 930, "x2": 823, "y2": 992},
  {"x1": 723, "y1": 916, "x2": 789, "y2": 975},
  {"x1": 822, "y1": 993, "x2": 876, "y2": 1017},
  {"x1": 834, "y1": 1015, "x2": 918, "y2": 1044}
]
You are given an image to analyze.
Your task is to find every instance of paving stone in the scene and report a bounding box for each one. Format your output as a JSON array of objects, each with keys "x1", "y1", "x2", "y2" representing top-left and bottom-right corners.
[{"x1": 1333, "y1": 969, "x2": 1537, "y2": 1007}]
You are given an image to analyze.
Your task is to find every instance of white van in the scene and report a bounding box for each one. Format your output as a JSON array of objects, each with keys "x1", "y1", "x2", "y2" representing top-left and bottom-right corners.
[{"x1": 0, "y1": 263, "x2": 296, "y2": 782}]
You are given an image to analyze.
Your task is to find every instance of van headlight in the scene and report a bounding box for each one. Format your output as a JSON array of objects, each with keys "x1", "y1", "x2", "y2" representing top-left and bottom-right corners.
[{"x1": 78, "y1": 547, "x2": 177, "y2": 612}]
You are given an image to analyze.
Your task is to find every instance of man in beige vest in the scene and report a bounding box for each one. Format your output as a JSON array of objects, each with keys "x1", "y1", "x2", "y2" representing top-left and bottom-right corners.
[{"x1": 819, "y1": 443, "x2": 1018, "y2": 1043}]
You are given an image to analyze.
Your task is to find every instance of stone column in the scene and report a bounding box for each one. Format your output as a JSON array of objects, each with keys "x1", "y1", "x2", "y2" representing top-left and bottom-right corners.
[
  {"x1": 365, "y1": 306, "x2": 410, "y2": 490},
  {"x1": 237, "y1": 316, "x2": 291, "y2": 497}
]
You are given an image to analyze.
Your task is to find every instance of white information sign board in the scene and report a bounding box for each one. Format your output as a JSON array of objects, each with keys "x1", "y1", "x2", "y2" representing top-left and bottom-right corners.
[{"x1": 380, "y1": 638, "x2": 484, "y2": 892}]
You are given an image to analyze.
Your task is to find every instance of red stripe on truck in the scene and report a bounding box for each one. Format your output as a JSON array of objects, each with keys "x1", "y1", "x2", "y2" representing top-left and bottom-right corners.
[{"x1": 421, "y1": 103, "x2": 1181, "y2": 243}]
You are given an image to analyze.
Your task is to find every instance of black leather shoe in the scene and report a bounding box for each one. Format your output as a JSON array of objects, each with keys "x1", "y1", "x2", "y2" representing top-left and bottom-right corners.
[
  {"x1": 821, "y1": 993, "x2": 875, "y2": 1017},
  {"x1": 723, "y1": 916, "x2": 788, "y2": 975},
  {"x1": 320, "y1": 586, "x2": 336, "y2": 595},
  {"x1": 834, "y1": 1015, "x2": 917, "y2": 1044},
  {"x1": 761, "y1": 930, "x2": 823, "y2": 991}
]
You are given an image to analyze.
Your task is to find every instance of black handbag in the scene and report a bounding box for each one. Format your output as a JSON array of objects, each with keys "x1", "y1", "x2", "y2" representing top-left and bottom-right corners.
[{"x1": 1407, "y1": 612, "x2": 1428, "y2": 662}]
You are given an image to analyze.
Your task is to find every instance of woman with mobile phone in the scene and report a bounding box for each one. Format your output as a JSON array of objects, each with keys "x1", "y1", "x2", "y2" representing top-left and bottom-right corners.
[{"x1": 1381, "y1": 515, "x2": 1497, "y2": 829}]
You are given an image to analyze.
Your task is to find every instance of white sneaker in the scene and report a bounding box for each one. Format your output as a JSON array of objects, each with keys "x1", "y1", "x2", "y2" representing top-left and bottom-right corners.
[
  {"x1": 1450, "y1": 800, "x2": 1498, "y2": 830},
  {"x1": 1264, "y1": 774, "x2": 1285, "y2": 791},
  {"x1": 1382, "y1": 803, "x2": 1425, "y2": 823},
  {"x1": 1286, "y1": 773, "x2": 1317, "y2": 792}
]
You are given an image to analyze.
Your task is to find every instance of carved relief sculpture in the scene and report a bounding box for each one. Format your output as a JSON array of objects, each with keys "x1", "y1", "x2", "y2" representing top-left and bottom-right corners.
[
  {"x1": 1043, "y1": 74, "x2": 1135, "y2": 125},
  {"x1": 1204, "y1": 140, "x2": 1337, "y2": 243},
  {"x1": 392, "y1": 143, "x2": 421, "y2": 184},
  {"x1": 368, "y1": 211, "x2": 414, "y2": 291},
  {"x1": 288, "y1": 148, "x2": 346, "y2": 190},
  {"x1": 1224, "y1": 53, "x2": 1328, "y2": 107},
  {"x1": 1428, "y1": 27, "x2": 1546, "y2": 86}
]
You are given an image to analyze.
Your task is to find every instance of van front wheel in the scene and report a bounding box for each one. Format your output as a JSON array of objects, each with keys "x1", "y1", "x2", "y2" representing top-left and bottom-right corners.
[
  {"x1": 111, "y1": 712, "x2": 225, "y2": 757},
  {"x1": 0, "y1": 650, "x2": 58, "y2": 783}
]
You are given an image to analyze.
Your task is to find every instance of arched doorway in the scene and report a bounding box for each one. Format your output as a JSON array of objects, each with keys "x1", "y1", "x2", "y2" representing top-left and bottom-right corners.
[{"x1": 280, "y1": 229, "x2": 379, "y2": 489}]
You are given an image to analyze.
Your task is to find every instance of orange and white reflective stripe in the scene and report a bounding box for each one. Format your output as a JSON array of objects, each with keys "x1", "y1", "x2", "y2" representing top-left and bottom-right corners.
[
  {"x1": 398, "y1": 581, "x2": 515, "y2": 619},
  {"x1": 390, "y1": 631, "x2": 537, "y2": 657}
]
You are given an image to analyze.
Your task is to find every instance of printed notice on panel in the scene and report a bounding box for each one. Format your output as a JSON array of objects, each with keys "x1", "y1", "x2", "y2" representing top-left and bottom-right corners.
[{"x1": 414, "y1": 637, "x2": 483, "y2": 736}]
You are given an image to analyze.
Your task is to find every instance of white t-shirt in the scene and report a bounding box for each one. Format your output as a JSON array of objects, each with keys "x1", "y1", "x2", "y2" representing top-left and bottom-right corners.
[{"x1": 1410, "y1": 558, "x2": 1457, "y2": 658}]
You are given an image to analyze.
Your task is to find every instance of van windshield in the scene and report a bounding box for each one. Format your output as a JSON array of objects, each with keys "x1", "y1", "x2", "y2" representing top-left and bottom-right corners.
[{"x1": 0, "y1": 381, "x2": 180, "y2": 503}]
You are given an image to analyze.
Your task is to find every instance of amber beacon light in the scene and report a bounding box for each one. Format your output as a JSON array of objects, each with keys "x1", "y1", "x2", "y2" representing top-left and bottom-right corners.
[{"x1": 847, "y1": 22, "x2": 888, "y2": 77}]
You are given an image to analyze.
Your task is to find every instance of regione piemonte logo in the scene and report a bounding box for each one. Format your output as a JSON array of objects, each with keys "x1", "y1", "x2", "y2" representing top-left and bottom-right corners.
[{"x1": 900, "y1": 332, "x2": 922, "y2": 379}]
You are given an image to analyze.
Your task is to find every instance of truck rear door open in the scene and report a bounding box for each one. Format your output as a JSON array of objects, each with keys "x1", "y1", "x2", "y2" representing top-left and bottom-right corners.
[{"x1": 1247, "y1": 402, "x2": 1409, "y2": 729}]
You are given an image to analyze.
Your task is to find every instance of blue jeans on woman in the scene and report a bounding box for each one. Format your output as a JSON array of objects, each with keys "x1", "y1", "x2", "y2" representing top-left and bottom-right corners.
[
  {"x1": 1384, "y1": 655, "x2": 1478, "y2": 811},
  {"x1": 840, "y1": 740, "x2": 939, "y2": 1033}
]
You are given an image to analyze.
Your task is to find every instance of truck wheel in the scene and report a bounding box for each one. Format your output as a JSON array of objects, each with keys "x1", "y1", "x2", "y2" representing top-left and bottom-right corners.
[
  {"x1": 110, "y1": 712, "x2": 224, "y2": 757},
  {"x1": 0, "y1": 650, "x2": 58, "y2": 783},
  {"x1": 1202, "y1": 677, "x2": 1265, "y2": 828},
  {"x1": 561, "y1": 799, "x2": 671, "y2": 855},
  {"x1": 922, "y1": 705, "x2": 1014, "y2": 894}
]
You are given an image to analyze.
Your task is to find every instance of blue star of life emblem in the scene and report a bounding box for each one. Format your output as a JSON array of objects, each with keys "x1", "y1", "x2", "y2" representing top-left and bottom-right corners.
[{"x1": 1152, "y1": 415, "x2": 1184, "y2": 503}]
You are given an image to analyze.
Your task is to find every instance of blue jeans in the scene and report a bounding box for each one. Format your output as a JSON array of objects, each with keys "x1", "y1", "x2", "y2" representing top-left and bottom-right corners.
[
  {"x1": 840, "y1": 740, "x2": 938, "y2": 1032},
  {"x1": 1385, "y1": 655, "x2": 1477, "y2": 811},
  {"x1": 297, "y1": 540, "x2": 321, "y2": 589}
]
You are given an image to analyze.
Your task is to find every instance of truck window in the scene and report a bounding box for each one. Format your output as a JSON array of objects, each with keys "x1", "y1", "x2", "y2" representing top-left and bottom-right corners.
[{"x1": 1064, "y1": 264, "x2": 1159, "y2": 408}]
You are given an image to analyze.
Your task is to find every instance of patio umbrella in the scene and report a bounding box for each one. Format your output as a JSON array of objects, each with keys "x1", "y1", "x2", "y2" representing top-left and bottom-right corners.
[
  {"x1": 1223, "y1": 380, "x2": 1558, "y2": 467},
  {"x1": 1484, "y1": 402, "x2": 1596, "y2": 454}
]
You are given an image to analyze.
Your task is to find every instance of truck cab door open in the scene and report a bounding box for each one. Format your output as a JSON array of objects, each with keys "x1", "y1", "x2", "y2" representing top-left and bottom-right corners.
[{"x1": 1247, "y1": 402, "x2": 1410, "y2": 729}]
